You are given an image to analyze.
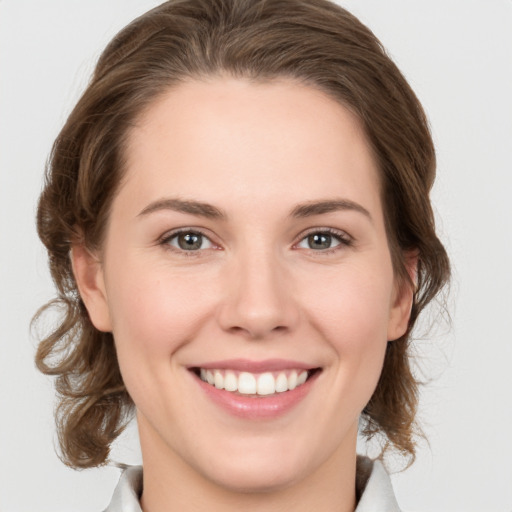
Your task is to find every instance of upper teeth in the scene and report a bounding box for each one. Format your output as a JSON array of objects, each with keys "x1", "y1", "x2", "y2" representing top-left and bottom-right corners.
[{"x1": 199, "y1": 369, "x2": 309, "y2": 395}]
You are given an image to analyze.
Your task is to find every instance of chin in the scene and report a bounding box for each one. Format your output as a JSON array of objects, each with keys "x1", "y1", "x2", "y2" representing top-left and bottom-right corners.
[
  {"x1": 186, "y1": 429, "x2": 334, "y2": 495},
  {"x1": 200, "y1": 454, "x2": 307, "y2": 494}
]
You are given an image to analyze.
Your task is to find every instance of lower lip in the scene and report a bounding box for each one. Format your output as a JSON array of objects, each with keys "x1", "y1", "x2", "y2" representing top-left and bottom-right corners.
[{"x1": 192, "y1": 371, "x2": 320, "y2": 420}]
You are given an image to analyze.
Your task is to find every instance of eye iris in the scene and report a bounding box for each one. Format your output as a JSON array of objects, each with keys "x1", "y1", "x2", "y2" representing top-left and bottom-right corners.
[
  {"x1": 308, "y1": 233, "x2": 332, "y2": 250},
  {"x1": 178, "y1": 232, "x2": 202, "y2": 250}
]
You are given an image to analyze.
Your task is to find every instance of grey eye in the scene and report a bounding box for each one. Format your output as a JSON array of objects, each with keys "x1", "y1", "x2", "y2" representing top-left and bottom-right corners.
[{"x1": 297, "y1": 232, "x2": 342, "y2": 250}]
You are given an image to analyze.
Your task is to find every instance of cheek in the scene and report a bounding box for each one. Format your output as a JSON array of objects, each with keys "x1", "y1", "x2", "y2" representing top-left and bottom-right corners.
[
  {"x1": 105, "y1": 261, "x2": 216, "y2": 365},
  {"x1": 301, "y1": 262, "x2": 393, "y2": 400},
  {"x1": 303, "y1": 263, "x2": 394, "y2": 348},
  {"x1": 104, "y1": 263, "x2": 219, "y2": 421}
]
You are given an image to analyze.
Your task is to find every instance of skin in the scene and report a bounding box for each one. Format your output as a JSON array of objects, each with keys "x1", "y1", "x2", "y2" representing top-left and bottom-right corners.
[{"x1": 72, "y1": 77, "x2": 414, "y2": 512}]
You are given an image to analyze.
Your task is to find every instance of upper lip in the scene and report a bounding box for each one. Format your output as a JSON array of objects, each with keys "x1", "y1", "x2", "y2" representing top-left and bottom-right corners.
[{"x1": 189, "y1": 358, "x2": 318, "y2": 373}]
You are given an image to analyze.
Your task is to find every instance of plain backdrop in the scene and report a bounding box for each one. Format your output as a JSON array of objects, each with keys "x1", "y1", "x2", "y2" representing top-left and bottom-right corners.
[{"x1": 1, "y1": 1, "x2": 511, "y2": 511}]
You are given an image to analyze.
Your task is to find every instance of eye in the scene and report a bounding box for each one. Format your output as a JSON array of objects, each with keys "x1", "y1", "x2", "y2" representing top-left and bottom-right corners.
[
  {"x1": 296, "y1": 230, "x2": 350, "y2": 251},
  {"x1": 163, "y1": 230, "x2": 214, "y2": 251}
]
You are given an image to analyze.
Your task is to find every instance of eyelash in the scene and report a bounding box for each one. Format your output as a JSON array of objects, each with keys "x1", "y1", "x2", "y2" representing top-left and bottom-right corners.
[
  {"x1": 294, "y1": 227, "x2": 353, "y2": 255},
  {"x1": 158, "y1": 228, "x2": 217, "y2": 257},
  {"x1": 158, "y1": 227, "x2": 353, "y2": 256}
]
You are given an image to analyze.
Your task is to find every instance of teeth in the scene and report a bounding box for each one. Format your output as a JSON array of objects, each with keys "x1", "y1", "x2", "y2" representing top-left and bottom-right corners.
[
  {"x1": 297, "y1": 370, "x2": 308, "y2": 386},
  {"x1": 198, "y1": 368, "x2": 311, "y2": 395},
  {"x1": 214, "y1": 371, "x2": 224, "y2": 389},
  {"x1": 288, "y1": 370, "x2": 298, "y2": 390},
  {"x1": 257, "y1": 372, "x2": 275, "y2": 395},
  {"x1": 224, "y1": 371, "x2": 238, "y2": 392},
  {"x1": 275, "y1": 373, "x2": 288, "y2": 393},
  {"x1": 238, "y1": 372, "x2": 257, "y2": 394}
]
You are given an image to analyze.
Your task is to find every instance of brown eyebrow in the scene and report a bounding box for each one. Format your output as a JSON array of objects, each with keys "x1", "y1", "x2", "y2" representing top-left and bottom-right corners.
[
  {"x1": 290, "y1": 199, "x2": 372, "y2": 222},
  {"x1": 138, "y1": 198, "x2": 226, "y2": 219},
  {"x1": 138, "y1": 197, "x2": 371, "y2": 222}
]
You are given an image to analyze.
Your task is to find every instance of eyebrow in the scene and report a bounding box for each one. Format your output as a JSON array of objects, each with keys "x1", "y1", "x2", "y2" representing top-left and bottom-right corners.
[
  {"x1": 291, "y1": 199, "x2": 372, "y2": 222},
  {"x1": 137, "y1": 197, "x2": 372, "y2": 222},
  {"x1": 138, "y1": 198, "x2": 226, "y2": 219}
]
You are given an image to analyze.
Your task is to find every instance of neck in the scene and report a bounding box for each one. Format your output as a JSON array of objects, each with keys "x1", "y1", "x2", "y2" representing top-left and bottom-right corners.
[{"x1": 138, "y1": 417, "x2": 358, "y2": 512}]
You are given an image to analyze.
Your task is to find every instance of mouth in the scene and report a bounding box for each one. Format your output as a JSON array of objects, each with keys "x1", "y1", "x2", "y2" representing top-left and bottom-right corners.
[
  {"x1": 188, "y1": 359, "x2": 322, "y2": 419},
  {"x1": 190, "y1": 366, "x2": 322, "y2": 397}
]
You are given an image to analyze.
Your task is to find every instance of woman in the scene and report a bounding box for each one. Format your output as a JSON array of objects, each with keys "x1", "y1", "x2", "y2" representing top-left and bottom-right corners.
[{"x1": 35, "y1": 0, "x2": 450, "y2": 510}]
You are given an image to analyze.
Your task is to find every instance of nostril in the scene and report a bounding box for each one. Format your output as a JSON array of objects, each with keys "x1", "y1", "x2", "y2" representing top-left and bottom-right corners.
[{"x1": 225, "y1": 323, "x2": 291, "y2": 340}]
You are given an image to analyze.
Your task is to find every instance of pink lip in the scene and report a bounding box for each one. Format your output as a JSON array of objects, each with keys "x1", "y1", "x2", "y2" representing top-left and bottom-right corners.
[
  {"x1": 190, "y1": 365, "x2": 321, "y2": 420},
  {"x1": 190, "y1": 358, "x2": 316, "y2": 373}
]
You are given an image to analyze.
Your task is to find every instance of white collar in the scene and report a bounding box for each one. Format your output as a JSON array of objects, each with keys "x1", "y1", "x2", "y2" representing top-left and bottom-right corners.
[{"x1": 104, "y1": 457, "x2": 401, "y2": 512}]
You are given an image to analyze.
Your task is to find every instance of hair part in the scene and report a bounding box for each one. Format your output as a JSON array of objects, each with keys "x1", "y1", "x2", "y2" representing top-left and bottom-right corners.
[{"x1": 35, "y1": 0, "x2": 450, "y2": 468}]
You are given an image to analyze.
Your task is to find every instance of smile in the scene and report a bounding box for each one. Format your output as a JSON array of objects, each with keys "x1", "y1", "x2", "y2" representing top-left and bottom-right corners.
[
  {"x1": 189, "y1": 359, "x2": 322, "y2": 419},
  {"x1": 198, "y1": 368, "x2": 310, "y2": 396}
]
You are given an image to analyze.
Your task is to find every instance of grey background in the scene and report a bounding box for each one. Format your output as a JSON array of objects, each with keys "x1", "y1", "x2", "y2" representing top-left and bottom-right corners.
[{"x1": 1, "y1": 1, "x2": 511, "y2": 511}]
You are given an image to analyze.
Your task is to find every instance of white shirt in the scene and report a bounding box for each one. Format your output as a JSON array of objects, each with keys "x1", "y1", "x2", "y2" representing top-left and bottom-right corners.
[{"x1": 103, "y1": 456, "x2": 401, "y2": 512}]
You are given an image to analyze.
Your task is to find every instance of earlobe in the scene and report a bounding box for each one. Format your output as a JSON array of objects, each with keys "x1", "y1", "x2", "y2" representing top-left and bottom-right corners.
[
  {"x1": 387, "y1": 251, "x2": 418, "y2": 341},
  {"x1": 70, "y1": 245, "x2": 112, "y2": 332}
]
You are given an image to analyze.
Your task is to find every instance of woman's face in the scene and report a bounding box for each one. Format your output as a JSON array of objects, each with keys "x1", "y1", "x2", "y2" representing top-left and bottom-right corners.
[{"x1": 76, "y1": 78, "x2": 412, "y2": 492}]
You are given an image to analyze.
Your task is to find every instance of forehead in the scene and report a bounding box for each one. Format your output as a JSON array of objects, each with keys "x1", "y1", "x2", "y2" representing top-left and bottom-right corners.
[{"x1": 120, "y1": 77, "x2": 381, "y2": 217}]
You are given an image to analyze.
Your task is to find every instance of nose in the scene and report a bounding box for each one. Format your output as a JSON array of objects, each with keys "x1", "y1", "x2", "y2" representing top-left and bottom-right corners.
[{"x1": 217, "y1": 248, "x2": 299, "y2": 340}]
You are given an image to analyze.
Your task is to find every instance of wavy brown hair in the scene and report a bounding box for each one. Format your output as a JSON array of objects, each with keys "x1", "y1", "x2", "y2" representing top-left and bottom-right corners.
[{"x1": 35, "y1": 0, "x2": 450, "y2": 468}]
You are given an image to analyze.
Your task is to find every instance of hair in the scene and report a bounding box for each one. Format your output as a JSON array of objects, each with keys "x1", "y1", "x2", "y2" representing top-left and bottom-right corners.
[{"x1": 35, "y1": 0, "x2": 450, "y2": 469}]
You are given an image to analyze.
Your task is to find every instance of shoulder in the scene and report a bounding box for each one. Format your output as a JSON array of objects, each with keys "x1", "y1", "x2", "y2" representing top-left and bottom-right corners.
[
  {"x1": 103, "y1": 465, "x2": 143, "y2": 512},
  {"x1": 102, "y1": 459, "x2": 402, "y2": 512},
  {"x1": 355, "y1": 456, "x2": 402, "y2": 512}
]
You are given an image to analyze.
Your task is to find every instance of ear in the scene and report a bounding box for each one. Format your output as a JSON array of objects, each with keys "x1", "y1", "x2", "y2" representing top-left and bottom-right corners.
[
  {"x1": 70, "y1": 244, "x2": 112, "y2": 332},
  {"x1": 387, "y1": 251, "x2": 418, "y2": 341}
]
